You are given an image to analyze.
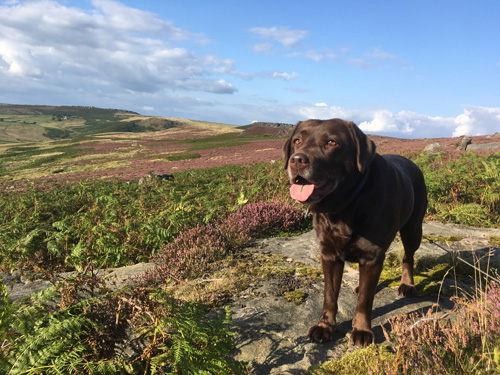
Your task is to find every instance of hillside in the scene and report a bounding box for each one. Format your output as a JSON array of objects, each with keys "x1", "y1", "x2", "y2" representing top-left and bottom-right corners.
[{"x1": 0, "y1": 104, "x2": 238, "y2": 143}]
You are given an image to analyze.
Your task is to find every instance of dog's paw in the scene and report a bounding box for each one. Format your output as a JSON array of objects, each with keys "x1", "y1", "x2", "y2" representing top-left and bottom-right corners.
[
  {"x1": 307, "y1": 322, "x2": 335, "y2": 343},
  {"x1": 349, "y1": 328, "x2": 374, "y2": 347},
  {"x1": 398, "y1": 283, "x2": 417, "y2": 297}
]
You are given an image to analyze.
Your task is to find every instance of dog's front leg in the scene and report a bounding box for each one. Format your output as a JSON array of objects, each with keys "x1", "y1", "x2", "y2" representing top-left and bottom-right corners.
[
  {"x1": 308, "y1": 255, "x2": 344, "y2": 342},
  {"x1": 351, "y1": 259, "x2": 383, "y2": 346}
]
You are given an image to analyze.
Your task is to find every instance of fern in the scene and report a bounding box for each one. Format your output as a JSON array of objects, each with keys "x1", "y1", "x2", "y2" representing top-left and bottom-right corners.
[
  {"x1": 0, "y1": 279, "x2": 13, "y2": 343},
  {"x1": 7, "y1": 314, "x2": 93, "y2": 375},
  {"x1": 1, "y1": 278, "x2": 246, "y2": 375}
]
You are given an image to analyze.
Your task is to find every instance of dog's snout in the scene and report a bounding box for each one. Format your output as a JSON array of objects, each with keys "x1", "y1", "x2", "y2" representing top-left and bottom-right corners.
[{"x1": 290, "y1": 153, "x2": 310, "y2": 173}]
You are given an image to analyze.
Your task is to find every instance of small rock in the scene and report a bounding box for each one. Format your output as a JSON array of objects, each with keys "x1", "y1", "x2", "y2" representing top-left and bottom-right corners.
[
  {"x1": 423, "y1": 142, "x2": 445, "y2": 154},
  {"x1": 456, "y1": 136, "x2": 472, "y2": 151}
]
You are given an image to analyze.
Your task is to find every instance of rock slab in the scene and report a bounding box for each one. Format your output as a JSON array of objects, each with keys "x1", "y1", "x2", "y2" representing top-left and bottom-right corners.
[{"x1": 231, "y1": 222, "x2": 500, "y2": 374}]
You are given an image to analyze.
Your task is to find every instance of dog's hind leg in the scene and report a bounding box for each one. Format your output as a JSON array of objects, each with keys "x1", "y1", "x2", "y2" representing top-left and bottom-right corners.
[
  {"x1": 399, "y1": 182, "x2": 427, "y2": 297},
  {"x1": 398, "y1": 222, "x2": 420, "y2": 297}
]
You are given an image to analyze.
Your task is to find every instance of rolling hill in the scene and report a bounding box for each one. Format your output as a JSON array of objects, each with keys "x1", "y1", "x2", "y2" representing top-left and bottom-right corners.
[{"x1": 0, "y1": 104, "x2": 240, "y2": 143}]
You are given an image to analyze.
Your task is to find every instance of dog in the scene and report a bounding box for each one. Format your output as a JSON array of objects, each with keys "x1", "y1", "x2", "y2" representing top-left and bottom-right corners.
[{"x1": 283, "y1": 118, "x2": 427, "y2": 347}]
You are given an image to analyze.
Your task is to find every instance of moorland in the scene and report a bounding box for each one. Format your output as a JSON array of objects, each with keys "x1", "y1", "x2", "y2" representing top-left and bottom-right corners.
[{"x1": 1, "y1": 104, "x2": 500, "y2": 374}]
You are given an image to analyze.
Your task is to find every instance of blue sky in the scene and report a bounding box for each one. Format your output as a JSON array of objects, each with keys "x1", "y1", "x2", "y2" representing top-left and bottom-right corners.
[{"x1": 1, "y1": 0, "x2": 499, "y2": 137}]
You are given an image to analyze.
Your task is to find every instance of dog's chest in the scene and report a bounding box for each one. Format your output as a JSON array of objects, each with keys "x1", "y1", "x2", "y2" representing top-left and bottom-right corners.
[{"x1": 315, "y1": 214, "x2": 379, "y2": 263}]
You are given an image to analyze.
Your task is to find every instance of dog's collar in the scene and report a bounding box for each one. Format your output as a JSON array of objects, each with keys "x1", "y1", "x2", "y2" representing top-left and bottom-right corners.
[{"x1": 351, "y1": 168, "x2": 370, "y2": 201}]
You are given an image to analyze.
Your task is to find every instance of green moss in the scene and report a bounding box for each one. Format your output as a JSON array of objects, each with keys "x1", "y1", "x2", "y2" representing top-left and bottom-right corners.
[
  {"x1": 295, "y1": 266, "x2": 322, "y2": 280},
  {"x1": 307, "y1": 344, "x2": 396, "y2": 375},
  {"x1": 490, "y1": 235, "x2": 500, "y2": 247},
  {"x1": 378, "y1": 253, "x2": 453, "y2": 295},
  {"x1": 284, "y1": 290, "x2": 306, "y2": 305}
]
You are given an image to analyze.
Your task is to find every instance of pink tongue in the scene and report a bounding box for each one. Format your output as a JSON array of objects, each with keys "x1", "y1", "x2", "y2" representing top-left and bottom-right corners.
[{"x1": 290, "y1": 184, "x2": 315, "y2": 202}]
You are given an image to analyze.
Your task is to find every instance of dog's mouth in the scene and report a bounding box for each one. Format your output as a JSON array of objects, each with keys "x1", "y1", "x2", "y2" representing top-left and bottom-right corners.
[{"x1": 289, "y1": 176, "x2": 336, "y2": 203}]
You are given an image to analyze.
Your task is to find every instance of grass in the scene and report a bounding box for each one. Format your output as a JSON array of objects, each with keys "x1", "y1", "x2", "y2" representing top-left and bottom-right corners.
[
  {"x1": 166, "y1": 152, "x2": 201, "y2": 161},
  {"x1": 182, "y1": 132, "x2": 278, "y2": 151}
]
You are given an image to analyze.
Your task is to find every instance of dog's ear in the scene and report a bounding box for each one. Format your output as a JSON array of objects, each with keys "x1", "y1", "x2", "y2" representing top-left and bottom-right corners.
[
  {"x1": 283, "y1": 122, "x2": 300, "y2": 170},
  {"x1": 347, "y1": 122, "x2": 376, "y2": 174}
]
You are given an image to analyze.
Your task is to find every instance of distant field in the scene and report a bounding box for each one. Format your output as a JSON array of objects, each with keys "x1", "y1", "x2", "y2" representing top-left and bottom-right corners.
[
  {"x1": 0, "y1": 104, "x2": 240, "y2": 143},
  {"x1": 0, "y1": 105, "x2": 283, "y2": 189}
]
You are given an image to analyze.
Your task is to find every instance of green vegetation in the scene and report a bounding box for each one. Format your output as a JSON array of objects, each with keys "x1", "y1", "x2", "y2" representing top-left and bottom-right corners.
[
  {"x1": 1, "y1": 115, "x2": 500, "y2": 374},
  {"x1": 166, "y1": 152, "x2": 201, "y2": 161},
  {"x1": 0, "y1": 162, "x2": 290, "y2": 273},
  {"x1": 415, "y1": 152, "x2": 500, "y2": 227},
  {"x1": 284, "y1": 289, "x2": 306, "y2": 305},
  {"x1": 182, "y1": 132, "x2": 277, "y2": 151},
  {"x1": 307, "y1": 344, "x2": 396, "y2": 375},
  {"x1": 0, "y1": 274, "x2": 246, "y2": 374}
]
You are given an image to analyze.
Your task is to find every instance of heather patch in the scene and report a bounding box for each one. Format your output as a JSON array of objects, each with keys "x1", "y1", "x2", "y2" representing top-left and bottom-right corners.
[
  {"x1": 143, "y1": 202, "x2": 305, "y2": 284},
  {"x1": 385, "y1": 281, "x2": 500, "y2": 374},
  {"x1": 308, "y1": 281, "x2": 500, "y2": 375}
]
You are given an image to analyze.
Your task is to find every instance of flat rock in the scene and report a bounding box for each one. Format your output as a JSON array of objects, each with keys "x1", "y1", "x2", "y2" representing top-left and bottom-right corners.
[
  {"x1": 2, "y1": 262, "x2": 155, "y2": 301},
  {"x1": 467, "y1": 142, "x2": 500, "y2": 151},
  {"x1": 231, "y1": 221, "x2": 500, "y2": 374}
]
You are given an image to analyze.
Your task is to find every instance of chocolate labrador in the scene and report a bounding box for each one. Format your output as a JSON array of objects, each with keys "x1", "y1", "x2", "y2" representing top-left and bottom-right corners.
[{"x1": 283, "y1": 118, "x2": 427, "y2": 347}]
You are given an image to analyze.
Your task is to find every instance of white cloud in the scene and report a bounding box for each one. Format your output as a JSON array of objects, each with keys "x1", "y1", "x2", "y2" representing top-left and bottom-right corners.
[
  {"x1": 0, "y1": 0, "x2": 233, "y2": 96},
  {"x1": 142, "y1": 106, "x2": 154, "y2": 111},
  {"x1": 347, "y1": 58, "x2": 374, "y2": 69},
  {"x1": 364, "y1": 47, "x2": 397, "y2": 60},
  {"x1": 252, "y1": 43, "x2": 273, "y2": 55},
  {"x1": 289, "y1": 104, "x2": 500, "y2": 138},
  {"x1": 249, "y1": 26, "x2": 309, "y2": 48},
  {"x1": 452, "y1": 106, "x2": 500, "y2": 136},
  {"x1": 359, "y1": 110, "x2": 416, "y2": 134},
  {"x1": 295, "y1": 104, "x2": 358, "y2": 121},
  {"x1": 286, "y1": 49, "x2": 324, "y2": 62},
  {"x1": 271, "y1": 71, "x2": 299, "y2": 81}
]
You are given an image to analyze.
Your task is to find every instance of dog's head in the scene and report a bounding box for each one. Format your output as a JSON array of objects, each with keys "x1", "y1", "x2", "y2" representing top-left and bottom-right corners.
[{"x1": 283, "y1": 118, "x2": 376, "y2": 204}]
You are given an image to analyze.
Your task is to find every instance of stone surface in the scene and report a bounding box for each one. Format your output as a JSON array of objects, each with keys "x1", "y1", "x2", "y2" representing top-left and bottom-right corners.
[
  {"x1": 2, "y1": 262, "x2": 155, "y2": 301},
  {"x1": 456, "y1": 136, "x2": 472, "y2": 151},
  {"x1": 423, "y1": 142, "x2": 445, "y2": 154},
  {"x1": 467, "y1": 142, "x2": 500, "y2": 151},
  {"x1": 231, "y1": 222, "x2": 500, "y2": 374}
]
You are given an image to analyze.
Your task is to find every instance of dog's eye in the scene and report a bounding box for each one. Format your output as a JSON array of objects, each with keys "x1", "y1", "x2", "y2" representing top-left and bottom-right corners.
[
  {"x1": 327, "y1": 140, "x2": 338, "y2": 147},
  {"x1": 293, "y1": 138, "x2": 301, "y2": 146}
]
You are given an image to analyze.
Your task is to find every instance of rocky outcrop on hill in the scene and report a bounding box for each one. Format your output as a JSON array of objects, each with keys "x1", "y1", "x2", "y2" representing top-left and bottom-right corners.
[{"x1": 467, "y1": 142, "x2": 500, "y2": 151}]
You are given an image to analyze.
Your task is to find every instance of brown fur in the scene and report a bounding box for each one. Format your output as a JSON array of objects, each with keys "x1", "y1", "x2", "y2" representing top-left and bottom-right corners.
[{"x1": 283, "y1": 118, "x2": 427, "y2": 347}]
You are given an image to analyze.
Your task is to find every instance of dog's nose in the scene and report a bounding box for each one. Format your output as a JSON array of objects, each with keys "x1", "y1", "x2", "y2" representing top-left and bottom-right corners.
[{"x1": 289, "y1": 153, "x2": 309, "y2": 173}]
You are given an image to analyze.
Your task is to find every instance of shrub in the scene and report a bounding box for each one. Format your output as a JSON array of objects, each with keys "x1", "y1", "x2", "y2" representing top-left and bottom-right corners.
[
  {"x1": 148, "y1": 224, "x2": 232, "y2": 281},
  {"x1": 0, "y1": 162, "x2": 290, "y2": 273},
  {"x1": 414, "y1": 152, "x2": 500, "y2": 227},
  {"x1": 143, "y1": 201, "x2": 305, "y2": 284},
  {"x1": 387, "y1": 282, "x2": 500, "y2": 374},
  {"x1": 0, "y1": 274, "x2": 247, "y2": 374}
]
